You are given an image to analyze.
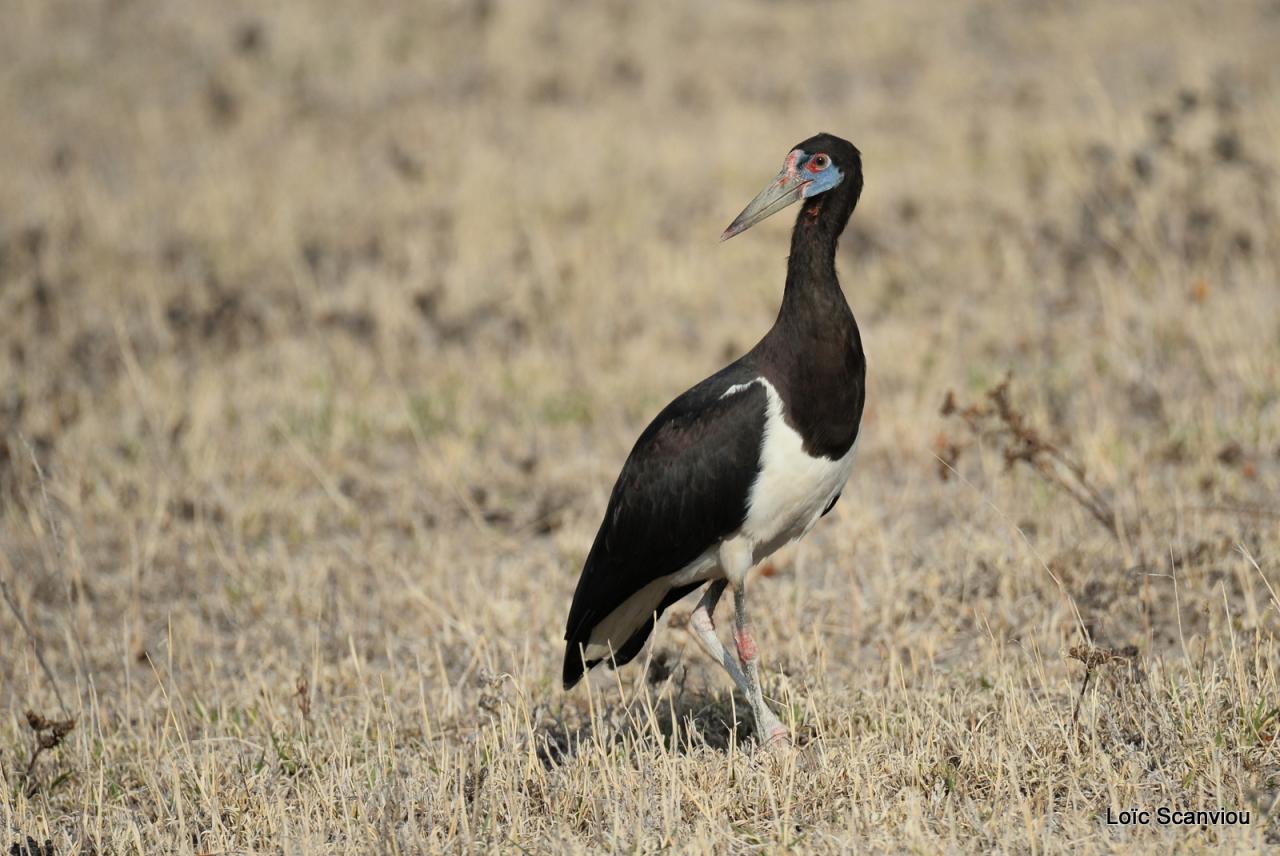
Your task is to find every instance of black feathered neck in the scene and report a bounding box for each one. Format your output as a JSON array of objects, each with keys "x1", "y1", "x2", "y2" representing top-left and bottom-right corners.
[
  {"x1": 781, "y1": 138, "x2": 862, "y2": 318},
  {"x1": 751, "y1": 135, "x2": 866, "y2": 460}
]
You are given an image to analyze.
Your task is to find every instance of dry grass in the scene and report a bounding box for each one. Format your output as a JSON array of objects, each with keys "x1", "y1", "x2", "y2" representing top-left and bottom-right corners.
[{"x1": 2, "y1": 0, "x2": 1279, "y2": 852}]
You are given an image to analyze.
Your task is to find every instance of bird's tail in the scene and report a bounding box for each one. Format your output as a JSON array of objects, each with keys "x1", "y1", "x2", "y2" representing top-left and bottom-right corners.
[
  {"x1": 562, "y1": 637, "x2": 589, "y2": 689},
  {"x1": 561, "y1": 581, "x2": 704, "y2": 689}
]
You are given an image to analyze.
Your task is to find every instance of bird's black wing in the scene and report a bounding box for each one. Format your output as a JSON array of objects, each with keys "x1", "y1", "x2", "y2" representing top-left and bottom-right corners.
[{"x1": 563, "y1": 364, "x2": 767, "y2": 687}]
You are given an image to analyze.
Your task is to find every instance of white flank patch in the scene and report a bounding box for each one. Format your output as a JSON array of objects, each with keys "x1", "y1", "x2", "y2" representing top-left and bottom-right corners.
[{"x1": 739, "y1": 377, "x2": 858, "y2": 563}]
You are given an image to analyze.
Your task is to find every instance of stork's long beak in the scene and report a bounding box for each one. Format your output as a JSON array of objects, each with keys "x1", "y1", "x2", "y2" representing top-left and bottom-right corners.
[{"x1": 721, "y1": 167, "x2": 811, "y2": 241}]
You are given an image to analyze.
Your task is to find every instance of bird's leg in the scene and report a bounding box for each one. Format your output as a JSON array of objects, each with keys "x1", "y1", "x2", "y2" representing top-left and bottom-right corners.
[
  {"x1": 687, "y1": 580, "x2": 752, "y2": 697},
  {"x1": 731, "y1": 580, "x2": 790, "y2": 748}
]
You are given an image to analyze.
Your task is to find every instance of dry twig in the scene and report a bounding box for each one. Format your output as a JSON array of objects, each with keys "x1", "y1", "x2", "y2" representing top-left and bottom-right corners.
[
  {"x1": 0, "y1": 577, "x2": 68, "y2": 716},
  {"x1": 22, "y1": 709, "x2": 76, "y2": 797},
  {"x1": 941, "y1": 374, "x2": 1123, "y2": 540},
  {"x1": 1067, "y1": 644, "x2": 1135, "y2": 728}
]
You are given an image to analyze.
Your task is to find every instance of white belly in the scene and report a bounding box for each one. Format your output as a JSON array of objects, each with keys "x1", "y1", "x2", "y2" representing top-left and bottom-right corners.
[{"x1": 737, "y1": 377, "x2": 857, "y2": 563}]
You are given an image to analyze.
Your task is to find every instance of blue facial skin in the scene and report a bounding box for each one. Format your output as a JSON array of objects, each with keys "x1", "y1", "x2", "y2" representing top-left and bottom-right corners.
[{"x1": 798, "y1": 150, "x2": 844, "y2": 198}]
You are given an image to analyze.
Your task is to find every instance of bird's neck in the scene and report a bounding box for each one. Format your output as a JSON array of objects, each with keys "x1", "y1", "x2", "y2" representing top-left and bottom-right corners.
[
  {"x1": 754, "y1": 190, "x2": 865, "y2": 458},
  {"x1": 777, "y1": 196, "x2": 850, "y2": 326}
]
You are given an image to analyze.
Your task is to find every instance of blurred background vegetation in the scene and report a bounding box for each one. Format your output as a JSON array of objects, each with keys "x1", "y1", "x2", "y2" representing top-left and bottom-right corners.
[{"x1": 1, "y1": 1, "x2": 1278, "y2": 851}]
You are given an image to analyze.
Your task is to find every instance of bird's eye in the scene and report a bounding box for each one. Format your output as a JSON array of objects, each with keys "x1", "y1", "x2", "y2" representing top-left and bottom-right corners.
[{"x1": 810, "y1": 154, "x2": 830, "y2": 171}]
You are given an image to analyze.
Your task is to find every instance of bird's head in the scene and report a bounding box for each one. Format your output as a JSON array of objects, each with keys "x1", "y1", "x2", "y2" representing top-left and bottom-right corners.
[{"x1": 722, "y1": 133, "x2": 862, "y2": 241}]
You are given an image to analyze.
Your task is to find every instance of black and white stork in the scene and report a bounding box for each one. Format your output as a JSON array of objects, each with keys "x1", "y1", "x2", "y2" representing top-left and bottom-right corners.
[{"x1": 563, "y1": 133, "x2": 866, "y2": 748}]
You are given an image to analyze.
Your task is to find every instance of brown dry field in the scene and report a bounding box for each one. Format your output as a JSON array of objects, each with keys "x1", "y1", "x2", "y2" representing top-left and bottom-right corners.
[{"x1": 2, "y1": 1, "x2": 1279, "y2": 853}]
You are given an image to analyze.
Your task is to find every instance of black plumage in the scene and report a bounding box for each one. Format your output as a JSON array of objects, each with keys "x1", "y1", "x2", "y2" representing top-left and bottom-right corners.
[
  {"x1": 562, "y1": 365, "x2": 768, "y2": 687},
  {"x1": 563, "y1": 133, "x2": 867, "y2": 695}
]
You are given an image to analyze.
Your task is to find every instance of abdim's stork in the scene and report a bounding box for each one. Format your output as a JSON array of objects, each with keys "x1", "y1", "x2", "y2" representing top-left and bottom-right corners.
[{"x1": 563, "y1": 134, "x2": 866, "y2": 747}]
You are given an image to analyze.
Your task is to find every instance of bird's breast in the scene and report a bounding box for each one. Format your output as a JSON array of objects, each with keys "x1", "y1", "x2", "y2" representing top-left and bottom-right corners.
[{"x1": 736, "y1": 377, "x2": 858, "y2": 562}]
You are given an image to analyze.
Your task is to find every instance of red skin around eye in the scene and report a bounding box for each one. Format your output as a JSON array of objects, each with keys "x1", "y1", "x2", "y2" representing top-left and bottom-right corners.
[{"x1": 805, "y1": 158, "x2": 826, "y2": 173}]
